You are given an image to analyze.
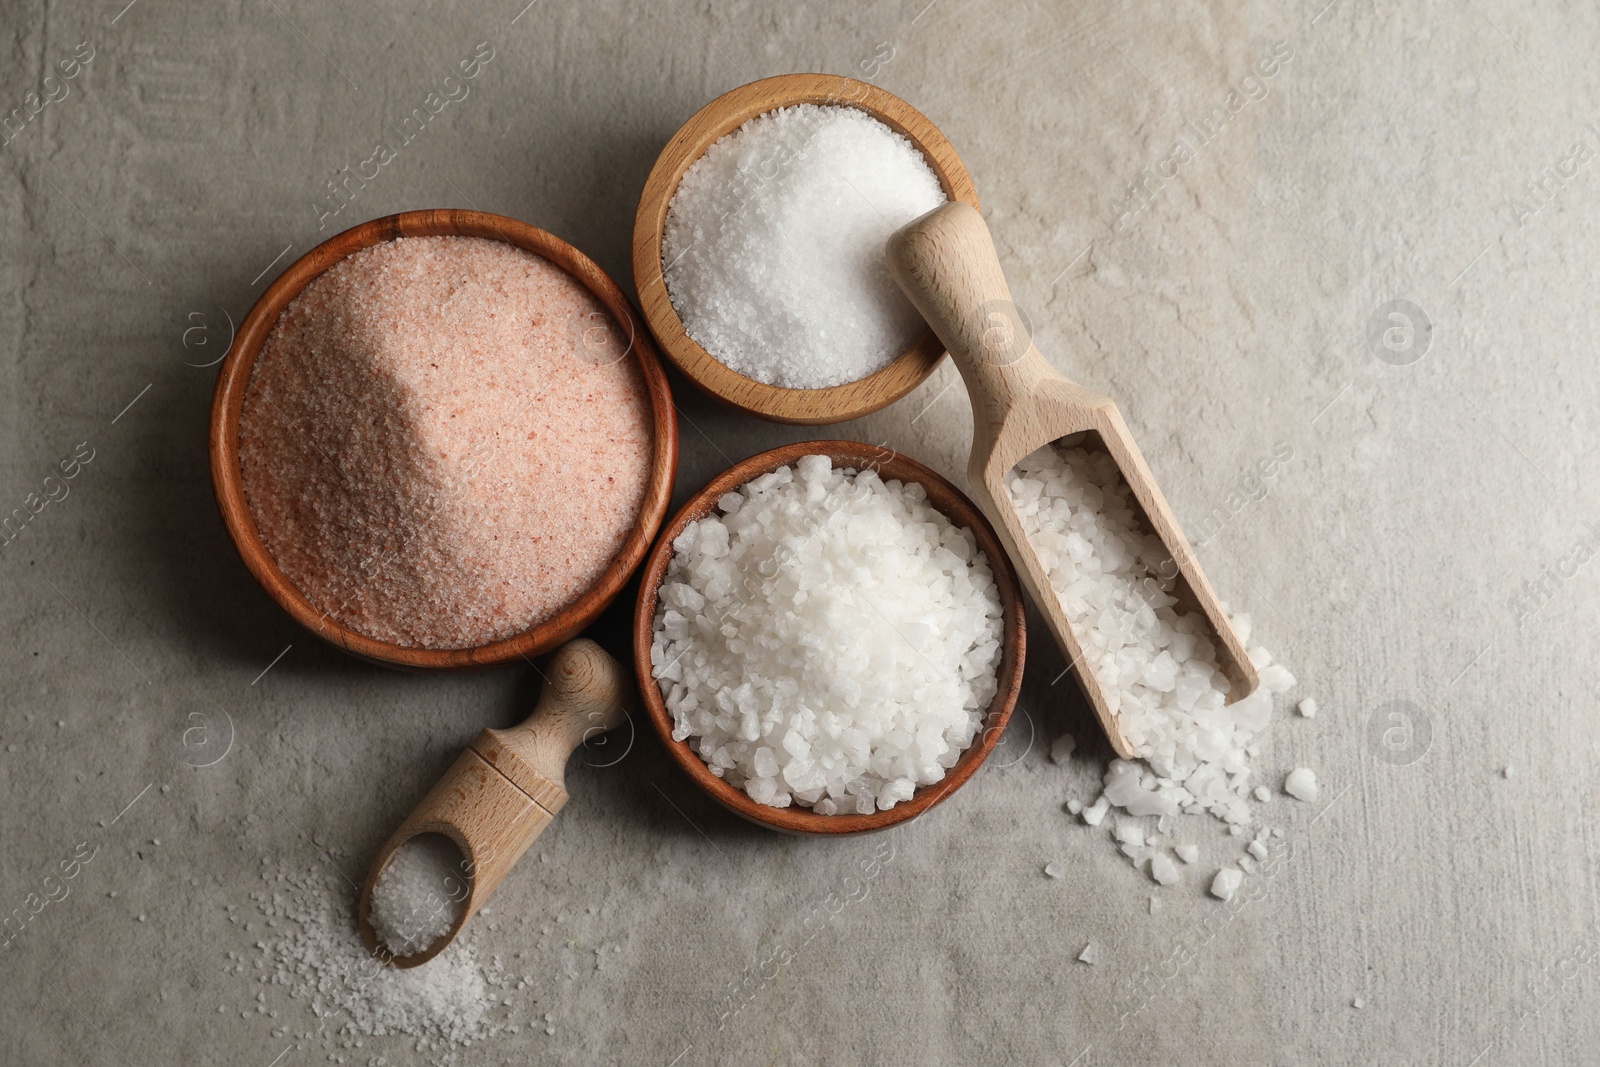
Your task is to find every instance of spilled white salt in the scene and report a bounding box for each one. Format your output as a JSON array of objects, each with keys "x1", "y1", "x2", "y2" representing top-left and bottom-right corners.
[
  {"x1": 369, "y1": 834, "x2": 470, "y2": 958},
  {"x1": 662, "y1": 104, "x2": 947, "y2": 388},
  {"x1": 1284, "y1": 768, "x2": 1319, "y2": 802},
  {"x1": 650, "y1": 456, "x2": 1003, "y2": 813},
  {"x1": 1210, "y1": 868, "x2": 1243, "y2": 901}
]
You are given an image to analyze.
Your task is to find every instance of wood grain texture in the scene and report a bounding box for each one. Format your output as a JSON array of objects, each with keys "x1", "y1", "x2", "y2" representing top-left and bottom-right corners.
[
  {"x1": 630, "y1": 73, "x2": 980, "y2": 425},
  {"x1": 631, "y1": 440, "x2": 1026, "y2": 837},
  {"x1": 208, "y1": 209, "x2": 678, "y2": 671},
  {"x1": 357, "y1": 640, "x2": 632, "y2": 968},
  {"x1": 886, "y1": 202, "x2": 1257, "y2": 759}
]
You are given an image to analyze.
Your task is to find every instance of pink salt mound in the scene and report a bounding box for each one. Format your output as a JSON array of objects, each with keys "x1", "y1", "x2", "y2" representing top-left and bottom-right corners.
[{"x1": 238, "y1": 235, "x2": 653, "y2": 650}]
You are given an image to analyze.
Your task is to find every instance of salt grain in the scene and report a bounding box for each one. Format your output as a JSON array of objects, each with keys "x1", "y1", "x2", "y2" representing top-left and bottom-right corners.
[
  {"x1": 1175, "y1": 844, "x2": 1199, "y2": 864},
  {"x1": 662, "y1": 104, "x2": 947, "y2": 388},
  {"x1": 1049, "y1": 732, "x2": 1078, "y2": 765},
  {"x1": 1044, "y1": 861, "x2": 1065, "y2": 879},
  {"x1": 650, "y1": 457, "x2": 1003, "y2": 812},
  {"x1": 1298, "y1": 698, "x2": 1318, "y2": 718},
  {"x1": 240, "y1": 236, "x2": 652, "y2": 649},
  {"x1": 1078, "y1": 943, "x2": 1099, "y2": 965},
  {"x1": 1284, "y1": 768, "x2": 1319, "y2": 802},
  {"x1": 1150, "y1": 854, "x2": 1180, "y2": 886},
  {"x1": 1210, "y1": 868, "x2": 1243, "y2": 901},
  {"x1": 369, "y1": 834, "x2": 470, "y2": 958}
]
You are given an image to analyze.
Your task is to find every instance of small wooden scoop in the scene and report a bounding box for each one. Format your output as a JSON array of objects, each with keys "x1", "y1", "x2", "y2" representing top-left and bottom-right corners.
[
  {"x1": 886, "y1": 202, "x2": 1256, "y2": 758},
  {"x1": 358, "y1": 638, "x2": 631, "y2": 967}
]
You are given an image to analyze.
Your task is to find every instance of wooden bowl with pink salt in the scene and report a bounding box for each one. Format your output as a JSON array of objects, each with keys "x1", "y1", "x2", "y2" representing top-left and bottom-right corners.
[{"x1": 210, "y1": 209, "x2": 677, "y2": 670}]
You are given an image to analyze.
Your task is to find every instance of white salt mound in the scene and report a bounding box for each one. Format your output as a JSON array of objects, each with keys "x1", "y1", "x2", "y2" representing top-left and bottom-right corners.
[
  {"x1": 650, "y1": 456, "x2": 1004, "y2": 813},
  {"x1": 370, "y1": 834, "x2": 470, "y2": 958},
  {"x1": 1284, "y1": 768, "x2": 1319, "y2": 802},
  {"x1": 1009, "y1": 443, "x2": 1282, "y2": 829},
  {"x1": 662, "y1": 104, "x2": 948, "y2": 388}
]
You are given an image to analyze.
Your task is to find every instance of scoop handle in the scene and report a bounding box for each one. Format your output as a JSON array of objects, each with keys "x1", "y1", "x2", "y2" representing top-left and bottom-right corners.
[
  {"x1": 359, "y1": 639, "x2": 632, "y2": 968},
  {"x1": 887, "y1": 202, "x2": 1061, "y2": 447},
  {"x1": 479, "y1": 638, "x2": 632, "y2": 800}
]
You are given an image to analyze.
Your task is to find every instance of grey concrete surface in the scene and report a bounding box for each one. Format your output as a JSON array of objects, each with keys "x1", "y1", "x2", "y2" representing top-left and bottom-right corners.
[{"x1": 3, "y1": 0, "x2": 1598, "y2": 1063}]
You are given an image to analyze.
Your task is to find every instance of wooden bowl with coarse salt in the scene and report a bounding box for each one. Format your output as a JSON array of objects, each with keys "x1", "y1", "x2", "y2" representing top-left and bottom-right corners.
[
  {"x1": 631, "y1": 73, "x2": 980, "y2": 425},
  {"x1": 632, "y1": 440, "x2": 1026, "y2": 837},
  {"x1": 210, "y1": 209, "x2": 678, "y2": 671}
]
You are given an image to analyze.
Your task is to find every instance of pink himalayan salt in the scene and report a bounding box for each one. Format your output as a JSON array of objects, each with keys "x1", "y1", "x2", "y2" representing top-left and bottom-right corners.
[{"x1": 239, "y1": 235, "x2": 652, "y2": 649}]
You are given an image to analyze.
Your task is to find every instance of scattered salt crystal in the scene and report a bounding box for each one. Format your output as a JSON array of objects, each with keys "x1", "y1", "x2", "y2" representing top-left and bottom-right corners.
[
  {"x1": 1082, "y1": 796, "x2": 1110, "y2": 826},
  {"x1": 1078, "y1": 943, "x2": 1099, "y2": 965},
  {"x1": 1210, "y1": 868, "x2": 1243, "y2": 901},
  {"x1": 1150, "y1": 854, "x2": 1180, "y2": 886},
  {"x1": 1149, "y1": 896, "x2": 1163, "y2": 914},
  {"x1": 1050, "y1": 732, "x2": 1078, "y2": 765},
  {"x1": 1066, "y1": 799, "x2": 1083, "y2": 815},
  {"x1": 1258, "y1": 664, "x2": 1297, "y2": 694},
  {"x1": 1175, "y1": 844, "x2": 1199, "y2": 864},
  {"x1": 1247, "y1": 840, "x2": 1269, "y2": 861},
  {"x1": 650, "y1": 458, "x2": 1003, "y2": 812},
  {"x1": 1298, "y1": 698, "x2": 1318, "y2": 718},
  {"x1": 1284, "y1": 768, "x2": 1319, "y2": 802},
  {"x1": 1253, "y1": 786, "x2": 1271, "y2": 803},
  {"x1": 1352, "y1": 996, "x2": 1364, "y2": 1009},
  {"x1": 1044, "y1": 861, "x2": 1065, "y2": 879},
  {"x1": 662, "y1": 103, "x2": 947, "y2": 388},
  {"x1": 369, "y1": 834, "x2": 469, "y2": 957},
  {"x1": 1503, "y1": 765, "x2": 1514, "y2": 779}
]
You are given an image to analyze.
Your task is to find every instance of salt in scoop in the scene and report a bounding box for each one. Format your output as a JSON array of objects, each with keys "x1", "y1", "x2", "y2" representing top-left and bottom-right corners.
[
  {"x1": 886, "y1": 202, "x2": 1257, "y2": 758},
  {"x1": 358, "y1": 639, "x2": 631, "y2": 967}
]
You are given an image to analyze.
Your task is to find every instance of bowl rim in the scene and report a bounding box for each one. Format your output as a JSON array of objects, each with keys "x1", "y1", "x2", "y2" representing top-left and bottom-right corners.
[
  {"x1": 632, "y1": 439, "x2": 1026, "y2": 836},
  {"x1": 630, "y1": 72, "x2": 980, "y2": 426},
  {"x1": 209, "y1": 208, "x2": 679, "y2": 671}
]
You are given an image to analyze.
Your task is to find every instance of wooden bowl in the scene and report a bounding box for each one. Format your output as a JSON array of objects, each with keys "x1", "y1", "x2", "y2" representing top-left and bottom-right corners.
[
  {"x1": 209, "y1": 209, "x2": 678, "y2": 671},
  {"x1": 631, "y1": 73, "x2": 980, "y2": 426},
  {"x1": 632, "y1": 440, "x2": 1026, "y2": 836}
]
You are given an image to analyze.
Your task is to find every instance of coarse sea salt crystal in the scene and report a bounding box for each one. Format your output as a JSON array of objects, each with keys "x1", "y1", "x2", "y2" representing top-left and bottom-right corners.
[
  {"x1": 1081, "y1": 796, "x2": 1110, "y2": 826},
  {"x1": 1284, "y1": 768, "x2": 1319, "y2": 802},
  {"x1": 1078, "y1": 943, "x2": 1099, "y2": 965},
  {"x1": 650, "y1": 457, "x2": 1003, "y2": 812},
  {"x1": 1175, "y1": 844, "x2": 1199, "y2": 864},
  {"x1": 1298, "y1": 698, "x2": 1318, "y2": 718},
  {"x1": 1253, "y1": 786, "x2": 1272, "y2": 803},
  {"x1": 1247, "y1": 840, "x2": 1269, "y2": 862},
  {"x1": 1150, "y1": 854, "x2": 1180, "y2": 886},
  {"x1": 1050, "y1": 732, "x2": 1077, "y2": 765},
  {"x1": 1044, "y1": 861, "x2": 1065, "y2": 879},
  {"x1": 662, "y1": 104, "x2": 947, "y2": 388},
  {"x1": 1210, "y1": 868, "x2": 1243, "y2": 901},
  {"x1": 1066, "y1": 799, "x2": 1083, "y2": 815}
]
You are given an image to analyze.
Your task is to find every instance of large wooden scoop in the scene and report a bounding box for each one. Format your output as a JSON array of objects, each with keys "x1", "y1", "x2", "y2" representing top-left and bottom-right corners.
[
  {"x1": 886, "y1": 202, "x2": 1256, "y2": 758},
  {"x1": 357, "y1": 639, "x2": 631, "y2": 967}
]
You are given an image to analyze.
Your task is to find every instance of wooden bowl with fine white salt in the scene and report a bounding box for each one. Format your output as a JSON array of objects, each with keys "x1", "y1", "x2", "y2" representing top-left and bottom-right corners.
[
  {"x1": 210, "y1": 209, "x2": 677, "y2": 670},
  {"x1": 631, "y1": 73, "x2": 980, "y2": 425},
  {"x1": 632, "y1": 441, "x2": 1026, "y2": 836}
]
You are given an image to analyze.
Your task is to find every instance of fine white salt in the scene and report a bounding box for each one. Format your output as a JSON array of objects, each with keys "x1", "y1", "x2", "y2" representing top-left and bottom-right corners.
[
  {"x1": 369, "y1": 834, "x2": 470, "y2": 958},
  {"x1": 662, "y1": 104, "x2": 948, "y2": 388},
  {"x1": 650, "y1": 457, "x2": 1003, "y2": 813},
  {"x1": 1210, "y1": 868, "x2": 1243, "y2": 901},
  {"x1": 1284, "y1": 768, "x2": 1319, "y2": 802}
]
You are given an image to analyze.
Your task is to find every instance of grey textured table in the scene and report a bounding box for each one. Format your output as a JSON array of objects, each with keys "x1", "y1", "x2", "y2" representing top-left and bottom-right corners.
[{"x1": 3, "y1": 1, "x2": 1596, "y2": 1064}]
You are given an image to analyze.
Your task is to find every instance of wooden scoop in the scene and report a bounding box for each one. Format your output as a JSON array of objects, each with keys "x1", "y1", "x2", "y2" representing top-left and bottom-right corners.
[
  {"x1": 886, "y1": 202, "x2": 1257, "y2": 759},
  {"x1": 357, "y1": 639, "x2": 631, "y2": 967}
]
